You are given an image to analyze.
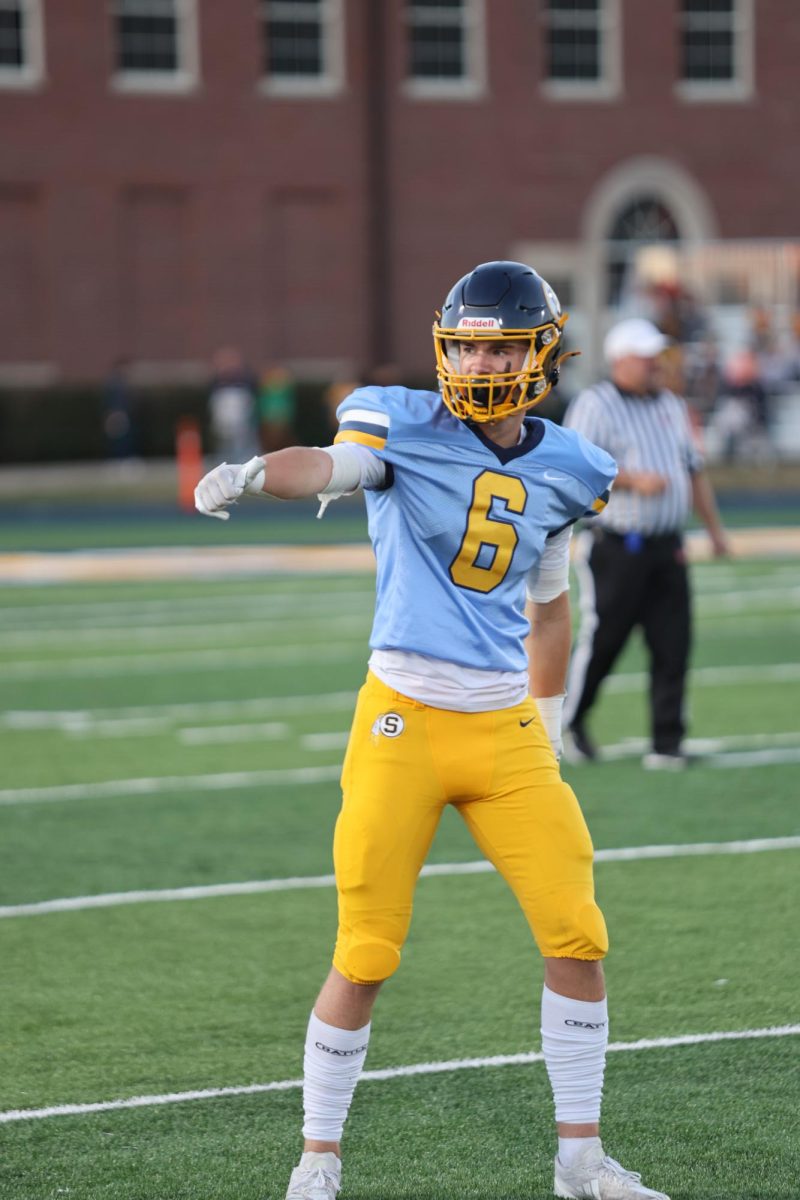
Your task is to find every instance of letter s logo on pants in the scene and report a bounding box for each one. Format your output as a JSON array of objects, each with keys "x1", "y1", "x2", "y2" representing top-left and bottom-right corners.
[{"x1": 371, "y1": 712, "x2": 405, "y2": 738}]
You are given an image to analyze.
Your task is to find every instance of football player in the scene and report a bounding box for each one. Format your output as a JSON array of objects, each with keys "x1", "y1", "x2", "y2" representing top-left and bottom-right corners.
[{"x1": 195, "y1": 261, "x2": 670, "y2": 1200}]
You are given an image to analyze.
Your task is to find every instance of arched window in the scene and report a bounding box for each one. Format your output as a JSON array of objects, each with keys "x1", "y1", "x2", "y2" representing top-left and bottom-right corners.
[{"x1": 606, "y1": 196, "x2": 680, "y2": 303}]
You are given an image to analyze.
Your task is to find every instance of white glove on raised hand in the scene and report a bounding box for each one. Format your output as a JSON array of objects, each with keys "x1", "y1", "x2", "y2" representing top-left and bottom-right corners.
[
  {"x1": 194, "y1": 456, "x2": 265, "y2": 521},
  {"x1": 533, "y1": 694, "x2": 565, "y2": 760}
]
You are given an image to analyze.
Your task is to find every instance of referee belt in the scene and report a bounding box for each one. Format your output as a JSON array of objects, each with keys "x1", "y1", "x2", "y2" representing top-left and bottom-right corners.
[{"x1": 601, "y1": 529, "x2": 682, "y2": 546}]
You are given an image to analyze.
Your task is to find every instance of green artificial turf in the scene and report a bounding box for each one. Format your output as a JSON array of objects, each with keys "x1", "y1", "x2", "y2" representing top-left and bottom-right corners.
[{"x1": 0, "y1": 556, "x2": 798, "y2": 1199}]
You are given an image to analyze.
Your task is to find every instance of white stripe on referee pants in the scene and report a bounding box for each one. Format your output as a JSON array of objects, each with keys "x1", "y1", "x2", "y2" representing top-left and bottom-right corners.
[{"x1": 563, "y1": 528, "x2": 598, "y2": 729}]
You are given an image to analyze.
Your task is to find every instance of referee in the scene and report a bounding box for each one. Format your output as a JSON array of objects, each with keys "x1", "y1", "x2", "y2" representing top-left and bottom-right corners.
[{"x1": 563, "y1": 318, "x2": 729, "y2": 768}]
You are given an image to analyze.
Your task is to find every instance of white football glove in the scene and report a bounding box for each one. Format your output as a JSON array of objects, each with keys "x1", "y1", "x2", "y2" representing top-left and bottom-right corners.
[
  {"x1": 533, "y1": 694, "x2": 565, "y2": 760},
  {"x1": 194, "y1": 456, "x2": 265, "y2": 521}
]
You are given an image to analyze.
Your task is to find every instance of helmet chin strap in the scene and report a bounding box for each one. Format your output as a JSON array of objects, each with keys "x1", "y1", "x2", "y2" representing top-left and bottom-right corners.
[{"x1": 553, "y1": 348, "x2": 581, "y2": 374}]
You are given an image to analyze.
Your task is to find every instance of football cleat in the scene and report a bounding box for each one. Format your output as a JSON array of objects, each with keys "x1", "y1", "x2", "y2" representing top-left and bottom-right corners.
[
  {"x1": 284, "y1": 1151, "x2": 341, "y2": 1200},
  {"x1": 563, "y1": 722, "x2": 599, "y2": 763},
  {"x1": 642, "y1": 751, "x2": 691, "y2": 771},
  {"x1": 554, "y1": 1143, "x2": 670, "y2": 1199}
]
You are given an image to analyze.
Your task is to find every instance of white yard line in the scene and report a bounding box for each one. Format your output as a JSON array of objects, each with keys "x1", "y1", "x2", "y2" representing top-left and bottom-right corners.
[
  {"x1": 696, "y1": 619, "x2": 800, "y2": 639},
  {"x1": 0, "y1": 764, "x2": 341, "y2": 807},
  {"x1": 0, "y1": 640, "x2": 363, "y2": 680},
  {"x1": 1, "y1": 1024, "x2": 797, "y2": 1125},
  {"x1": 711, "y1": 747, "x2": 800, "y2": 767},
  {"x1": 695, "y1": 587, "x2": 800, "y2": 613},
  {"x1": 604, "y1": 662, "x2": 800, "y2": 692},
  {"x1": 1, "y1": 836, "x2": 797, "y2": 918},
  {"x1": 593, "y1": 836, "x2": 800, "y2": 861},
  {"x1": 599, "y1": 731, "x2": 800, "y2": 760},
  {"x1": 301, "y1": 731, "x2": 351, "y2": 750},
  {"x1": 61, "y1": 716, "x2": 170, "y2": 739},
  {"x1": 0, "y1": 614, "x2": 369, "y2": 649},
  {"x1": 0, "y1": 588, "x2": 373, "y2": 628},
  {"x1": 0, "y1": 690, "x2": 357, "y2": 731},
  {"x1": 177, "y1": 723, "x2": 289, "y2": 745},
  {"x1": 690, "y1": 566, "x2": 800, "y2": 586}
]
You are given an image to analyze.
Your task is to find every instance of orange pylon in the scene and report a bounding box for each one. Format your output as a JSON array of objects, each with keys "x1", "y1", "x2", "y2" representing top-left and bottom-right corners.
[{"x1": 176, "y1": 417, "x2": 204, "y2": 512}]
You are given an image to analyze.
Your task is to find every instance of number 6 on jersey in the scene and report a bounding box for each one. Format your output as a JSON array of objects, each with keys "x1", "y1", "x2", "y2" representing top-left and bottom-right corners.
[{"x1": 449, "y1": 470, "x2": 528, "y2": 593}]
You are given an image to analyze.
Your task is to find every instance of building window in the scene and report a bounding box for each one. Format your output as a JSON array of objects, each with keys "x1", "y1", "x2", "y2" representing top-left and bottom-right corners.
[
  {"x1": 0, "y1": 0, "x2": 44, "y2": 87},
  {"x1": 677, "y1": 0, "x2": 753, "y2": 100},
  {"x1": 111, "y1": 0, "x2": 199, "y2": 91},
  {"x1": 541, "y1": 0, "x2": 621, "y2": 100},
  {"x1": 606, "y1": 197, "x2": 680, "y2": 304},
  {"x1": 404, "y1": 0, "x2": 485, "y2": 98},
  {"x1": 260, "y1": 0, "x2": 344, "y2": 96},
  {"x1": 0, "y1": 1, "x2": 23, "y2": 68}
]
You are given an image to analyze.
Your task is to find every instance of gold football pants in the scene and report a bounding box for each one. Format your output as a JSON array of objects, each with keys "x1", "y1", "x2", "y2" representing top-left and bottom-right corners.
[{"x1": 332, "y1": 672, "x2": 607, "y2": 985}]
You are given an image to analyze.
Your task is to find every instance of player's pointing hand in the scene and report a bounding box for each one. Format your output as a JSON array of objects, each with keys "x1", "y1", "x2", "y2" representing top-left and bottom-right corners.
[{"x1": 194, "y1": 456, "x2": 265, "y2": 520}]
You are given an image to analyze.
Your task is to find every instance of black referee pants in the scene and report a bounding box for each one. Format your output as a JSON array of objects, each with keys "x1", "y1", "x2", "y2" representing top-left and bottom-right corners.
[{"x1": 566, "y1": 529, "x2": 692, "y2": 754}]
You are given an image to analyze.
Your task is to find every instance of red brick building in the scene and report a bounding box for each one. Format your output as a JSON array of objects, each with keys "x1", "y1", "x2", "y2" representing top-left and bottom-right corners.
[{"x1": 0, "y1": 0, "x2": 798, "y2": 392}]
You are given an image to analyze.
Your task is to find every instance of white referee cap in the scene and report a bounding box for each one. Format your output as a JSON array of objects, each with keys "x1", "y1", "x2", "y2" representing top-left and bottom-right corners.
[{"x1": 603, "y1": 318, "x2": 669, "y2": 362}]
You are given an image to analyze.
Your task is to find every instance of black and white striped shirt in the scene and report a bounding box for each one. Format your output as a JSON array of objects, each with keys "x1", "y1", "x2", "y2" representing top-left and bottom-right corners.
[{"x1": 564, "y1": 381, "x2": 703, "y2": 535}]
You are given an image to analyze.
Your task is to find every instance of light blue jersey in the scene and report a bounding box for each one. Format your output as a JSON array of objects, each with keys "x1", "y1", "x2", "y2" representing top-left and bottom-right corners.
[{"x1": 335, "y1": 387, "x2": 617, "y2": 673}]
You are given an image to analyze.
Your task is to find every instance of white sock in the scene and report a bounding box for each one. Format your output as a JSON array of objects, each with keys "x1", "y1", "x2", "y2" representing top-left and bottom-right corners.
[
  {"x1": 302, "y1": 1011, "x2": 371, "y2": 1142},
  {"x1": 297, "y1": 1151, "x2": 341, "y2": 1173},
  {"x1": 558, "y1": 1135, "x2": 602, "y2": 1167},
  {"x1": 541, "y1": 984, "x2": 608, "y2": 1124}
]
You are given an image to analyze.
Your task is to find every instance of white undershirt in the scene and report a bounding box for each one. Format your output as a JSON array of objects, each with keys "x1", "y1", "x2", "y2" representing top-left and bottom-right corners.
[{"x1": 368, "y1": 648, "x2": 530, "y2": 713}]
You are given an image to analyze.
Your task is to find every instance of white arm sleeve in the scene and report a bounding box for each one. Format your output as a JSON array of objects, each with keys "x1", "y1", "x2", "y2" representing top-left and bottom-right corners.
[
  {"x1": 525, "y1": 526, "x2": 572, "y2": 603},
  {"x1": 315, "y1": 442, "x2": 388, "y2": 517},
  {"x1": 318, "y1": 442, "x2": 387, "y2": 494}
]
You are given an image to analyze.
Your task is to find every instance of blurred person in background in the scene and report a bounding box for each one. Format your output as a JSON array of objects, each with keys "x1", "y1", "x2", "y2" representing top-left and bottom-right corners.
[
  {"x1": 322, "y1": 373, "x2": 363, "y2": 441},
  {"x1": 322, "y1": 367, "x2": 399, "y2": 443},
  {"x1": 103, "y1": 357, "x2": 138, "y2": 464},
  {"x1": 788, "y1": 312, "x2": 800, "y2": 380},
  {"x1": 563, "y1": 318, "x2": 730, "y2": 770},
  {"x1": 364, "y1": 361, "x2": 401, "y2": 388},
  {"x1": 208, "y1": 346, "x2": 259, "y2": 462},
  {"x1": 194, "y1": 262, "x2": 672, "y2": 1200},
  {"x1": 643, "y1": 280, "x2": 707, "y2": 347},
  {"x1": 746, "y1": 307, "x2": 800, "y2": 456},
  {"x1": 258, "y1": 364, "x2": 297, "y2": 453},
  {"x1": 683, "y1": 337, "x2": 722, "y2": 425},
  {"x1": 709, "y1": 349, "x2": 771, "y2": 463}
]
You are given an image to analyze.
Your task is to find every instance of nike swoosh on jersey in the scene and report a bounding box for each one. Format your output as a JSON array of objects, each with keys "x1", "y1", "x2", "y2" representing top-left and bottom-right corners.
[
  {"x1": 543, "y1": 471, "x2": 569, "y2": 481},
  {"x1": 519, "y1": 717, "x2": 535, "y2": 727}
]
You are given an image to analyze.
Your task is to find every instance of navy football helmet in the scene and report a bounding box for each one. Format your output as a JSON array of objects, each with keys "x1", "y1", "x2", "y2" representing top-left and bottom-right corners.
[{"x1": 433, "y1": 260, "x2": 576, "y2": 422}]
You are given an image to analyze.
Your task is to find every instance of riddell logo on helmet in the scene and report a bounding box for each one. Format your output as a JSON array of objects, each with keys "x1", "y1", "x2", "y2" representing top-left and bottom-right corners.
[{"x1": 457, "y1": 317, "x2": 501, "y2": 329}]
